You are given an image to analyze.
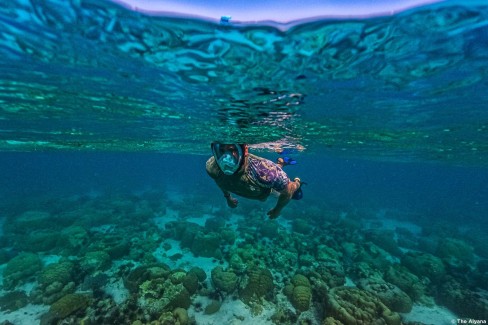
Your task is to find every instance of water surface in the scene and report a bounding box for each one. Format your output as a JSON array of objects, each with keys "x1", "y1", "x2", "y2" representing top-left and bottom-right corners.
[{"x1": 1, "y1": 0, "x2": 487, "y2": 165}]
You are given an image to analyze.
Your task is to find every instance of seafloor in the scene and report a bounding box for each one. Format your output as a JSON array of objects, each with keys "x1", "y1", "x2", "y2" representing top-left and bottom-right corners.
[{"x1": 0, "y1": 188, "x2": 487, "y2": 325}]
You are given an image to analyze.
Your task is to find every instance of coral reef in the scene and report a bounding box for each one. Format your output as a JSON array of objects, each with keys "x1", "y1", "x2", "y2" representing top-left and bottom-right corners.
[
  {"x1": 220, "y1": 228, "x2": 237, "y2": 245},
  {"x1": 191, "y1": 231, "x2": 222, "y2": 259},
  {"x1": 166, "y1": 221, "x2": 202, "y2": 249},
  {"x1": 59, "y1": 225, "x2": 89, "y2": 254},
  {"x1": 182, "y1": 272, "x2": 199, "y2": 295},
  {"x1": 436, "y1": 237, "x2": 475, "y2": 265},
  {"x1": 316, "y1": 244, "x2": 343, "y2": 264},
  {"x1": 88, "y1": 233, "x2": 131, "y2": 260},
  {"x1": 292, "y1": 284, "x2": 312, "y2": 312},
  {"x1": 204, "y1": 216, "x2": 226, "y2": 232},
  {"x1": 138, "y1": 275, "x2": 191, "y2": 317},
  {"x1": 322, "y1": 316, "x2": 345, "y2": 325},
  {"x1": 229, "y1": 253, "x2": 248, "y2": 274},
  {"x1": 0, "y1": 291, "x2": 29, "y2": 312},
  {"x1": 314, "y1": 262, "x2": 346, "y2": 288},
  {"x1": 291, "y1": 274, "x2": 311, "y2": 288},
  {"x1": 384, "y1": 265, "x2": 428, "y2": 303},
  {"x1": 39, "y1": 261, "x2": 75, "y2": 288},
  {"x1": 437, "y1": 277, "x2": 488, "y2": 319},
  {"x1": 188, "y1": 266, "x2": 207, "y2": 282},
  {"x1": 401, "y1": 251, "x2": 446, "y2": 283},
  {"x1": 31, "y1": 260, "x2": 77, "y2": 304},
  {"x1": 283, "y1": 274, "x2": 313, "y2": 312},
  {"x1": 18, "y1": 230, "x2": 60, "y2": 252},
  {"x1": 0, "y1": 189, "x2": 484, "y2": 324},
  {"x1": 2, "y1": 252, "x2": 42, "y2": 290},
  {"x1": 326, "y1": 287, "x2": 401, "y2": 325},
  {"x1": 40, "y1": 293, "x2": 91, "y2": 325},
  {"x1": 357, "y1": 278, "x2": 413, "y2": 313},
  {"x1": 8, "y1": 210, "x2": 52, "y2": 234},
  {"x1": 81, "y1": 272, "x2": 110, "y2": 291},
  {"x1": 123, "y1": 264, "x2": 171, "y2": 293},
  {"x1": 239, "y1": 267, "x2": 274, "y2": 304},
  {"x1": 80, "y1": 251, "x2": 112, "y2": 273},
  {"x1": 475, "y1": 260, "x2": 488, "y2": 290},
  {"x1": 364, "y1": 229, "x2": 403, "y2": 257},
  {"x1": 173, "y1": 307, "x2": 189, "y2": 325},
  {"x1": 211, "y1": 266, "x2": 238, "y2": 294}
]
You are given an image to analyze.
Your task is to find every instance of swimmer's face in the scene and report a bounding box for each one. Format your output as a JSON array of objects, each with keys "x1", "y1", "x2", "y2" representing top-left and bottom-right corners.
[
  {"x1": 211, "y1": 143, "x2": 244, "y2": 175},
  {"x1": 221, "y1": 145, "x2": 239, "y2": 158}
]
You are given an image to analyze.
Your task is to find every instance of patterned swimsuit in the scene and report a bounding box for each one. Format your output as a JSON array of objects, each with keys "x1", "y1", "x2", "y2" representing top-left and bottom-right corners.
[{"x1": 245, "y1": 154, "x2": 289, "y2": 192}]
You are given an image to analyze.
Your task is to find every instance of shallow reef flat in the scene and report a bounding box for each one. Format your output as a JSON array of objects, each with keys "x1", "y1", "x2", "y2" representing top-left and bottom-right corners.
[{"x1": 0, "y1": 189, "x2": 487, "y2": 324}]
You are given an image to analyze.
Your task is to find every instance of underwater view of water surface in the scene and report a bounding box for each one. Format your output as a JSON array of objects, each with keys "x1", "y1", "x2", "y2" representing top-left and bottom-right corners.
[{"x1": 1, "y1": 0, "x2": 488, "y2": 324}]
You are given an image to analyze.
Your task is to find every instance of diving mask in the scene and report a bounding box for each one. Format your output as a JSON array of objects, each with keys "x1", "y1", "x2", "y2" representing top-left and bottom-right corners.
[{"x1": 211, "y1": 143, "x2": 244, "y2": 175}]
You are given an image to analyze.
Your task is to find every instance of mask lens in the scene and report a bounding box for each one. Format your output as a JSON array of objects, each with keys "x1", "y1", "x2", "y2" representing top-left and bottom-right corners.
[{"x1": 212, "y1": 143, "x2": 243, "y2": 175}]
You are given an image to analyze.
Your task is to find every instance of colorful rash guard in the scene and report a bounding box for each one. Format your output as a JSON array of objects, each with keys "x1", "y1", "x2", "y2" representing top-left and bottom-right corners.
[
  {"x1": 246, "y1": 154, "x2": 289, "y2": 192},
  {"x1": 206, "y1": 154, "x2": 290, "y2": 200}
]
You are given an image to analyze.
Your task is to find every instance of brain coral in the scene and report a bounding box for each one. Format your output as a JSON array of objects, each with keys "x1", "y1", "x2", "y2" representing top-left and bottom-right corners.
[
  {"x1": 326, "y1": 287, "x2": 401, "y2": 325},
  {"x1": 357, "y1": 278, "x2": 413, "y2": 313},
  {"x1": 40, "y1": 293, "x2": 90, "y2": 325},
  {"x1": 291, "y1": 274, "x2": 311, "y2": 288},
  {"x1": 173, "y1": 307, "x2": 189, "y2": 325},
  {"x1": 211, "y1": 266, "x2": 238, "y2": 294},
  {"x1": 316, "y1": 262, "x2": 346, "y2": 288},
  {"x1": 239, "y1": 267, "x2": 274, "y2": 304},
  {"x1": 39, "y1": 261, "x2": 74, "y2": 288},
  {"x1": 292, "y1": 285, "x2": 312, "y2": 312}
]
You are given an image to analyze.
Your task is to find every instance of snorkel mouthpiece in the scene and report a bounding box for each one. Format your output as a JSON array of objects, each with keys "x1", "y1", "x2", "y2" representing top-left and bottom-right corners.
[
  {"x1": 211, "y1": 142, "x2": 244, "y2": 176},
  {"x1": 218, "y1": 153, "x2": 237, "y2": 175}
]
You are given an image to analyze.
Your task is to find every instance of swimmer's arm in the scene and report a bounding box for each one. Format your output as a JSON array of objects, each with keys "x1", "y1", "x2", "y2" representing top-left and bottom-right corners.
[
  {"x1": 221, "y1": 187, "x2": 238, "y2": 208},
  {"x1": 267, "y1": 179, "x2": 300, "y2": 219},
  {"x1": 215, "y1": 186, "x2": 237, "y2": 208}
]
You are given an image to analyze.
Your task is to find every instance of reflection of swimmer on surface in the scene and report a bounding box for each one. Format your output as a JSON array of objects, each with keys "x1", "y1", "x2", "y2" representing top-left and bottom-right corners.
[{"x1": 206, "y1": 143, "x2": 302, "y2": 219}]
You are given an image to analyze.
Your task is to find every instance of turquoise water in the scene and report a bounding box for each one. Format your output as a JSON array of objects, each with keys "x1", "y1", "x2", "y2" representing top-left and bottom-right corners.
[
  {"x1": 1, "y1": 0, "x2": 488, "y2": 163},
  {"x1": 1, "y1": 0, "x2": 488, "y2": 324}
]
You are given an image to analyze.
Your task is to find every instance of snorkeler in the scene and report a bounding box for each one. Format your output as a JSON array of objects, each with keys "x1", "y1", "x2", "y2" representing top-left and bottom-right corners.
[{"x1": 206, "y1": 143, "x2": 302, "y2": 219}]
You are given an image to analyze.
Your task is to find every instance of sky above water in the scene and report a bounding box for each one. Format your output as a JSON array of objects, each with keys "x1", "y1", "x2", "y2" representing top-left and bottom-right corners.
[{"x1": 111, "y1": 0, "x2": 444, "y2": 22}]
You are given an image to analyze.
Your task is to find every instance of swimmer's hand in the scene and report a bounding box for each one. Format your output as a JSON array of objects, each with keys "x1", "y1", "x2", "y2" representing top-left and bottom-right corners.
[
  {"x1": 267, "y1": 207, "x2": 280, "y2": 219},
  {"x1": 225, "y1": 195, "x2": 238, "y2": 208}
]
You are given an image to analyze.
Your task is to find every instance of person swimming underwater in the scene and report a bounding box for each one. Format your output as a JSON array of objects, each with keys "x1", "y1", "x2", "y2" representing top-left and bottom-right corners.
[{"x1": 206, "y1": 142, "x2": 302, "y2": 219}]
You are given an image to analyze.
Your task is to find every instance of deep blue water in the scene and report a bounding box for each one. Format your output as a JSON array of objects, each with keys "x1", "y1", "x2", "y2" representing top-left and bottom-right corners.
[{"x1": 2, "y1": 152, "x2": 487, "y2": 229}]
